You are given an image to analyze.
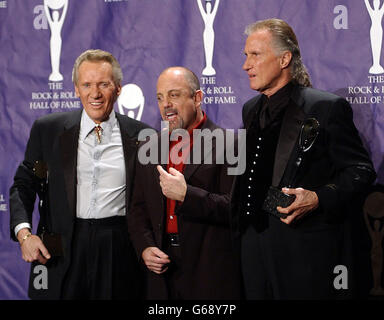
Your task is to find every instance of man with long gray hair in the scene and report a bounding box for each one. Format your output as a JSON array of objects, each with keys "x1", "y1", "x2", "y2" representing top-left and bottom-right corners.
[{"x1": 231, "y1": 18, "x2": 376, "y2": 299}]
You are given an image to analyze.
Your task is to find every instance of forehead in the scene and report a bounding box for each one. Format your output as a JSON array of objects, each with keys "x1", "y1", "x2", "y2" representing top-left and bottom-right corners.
[
  {"x1": 244, "y1": 29, "x2": 274, "y2": 51},
  {"x1": 156, "y1": 69, "x2": 189, "y2": 92},
  {"x1": 77, "y1": 60, "x2": 113, "y2": 80}
]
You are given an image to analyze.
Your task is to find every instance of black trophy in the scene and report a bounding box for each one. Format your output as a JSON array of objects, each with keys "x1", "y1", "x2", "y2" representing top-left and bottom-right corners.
[
  {"x1": 33, "y1": 160, "x2": 63, "y2": 257},
  {"x1": 262, "y1": 118, "x2": 320, "y2": 218}
]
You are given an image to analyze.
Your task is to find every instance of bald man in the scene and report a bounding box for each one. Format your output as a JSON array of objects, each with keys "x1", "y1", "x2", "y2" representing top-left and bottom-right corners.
[{"x1": 128, "y1": 66, "x2": 242, "y2": 300}]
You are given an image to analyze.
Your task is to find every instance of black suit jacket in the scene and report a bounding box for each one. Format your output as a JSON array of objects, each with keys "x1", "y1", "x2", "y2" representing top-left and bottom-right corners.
[
  {"x1": 9, "y1": 109, "x2": 150, "y2": 299},
  {"x1": 231, "y1": 84, "x2": 376, "y2": 297},
  {"x1": 233, "y1": 84, "x2": 376, "y2": 226},
  {"x1": 128, "y1": 117, "x2": 242, "y2": 299}
]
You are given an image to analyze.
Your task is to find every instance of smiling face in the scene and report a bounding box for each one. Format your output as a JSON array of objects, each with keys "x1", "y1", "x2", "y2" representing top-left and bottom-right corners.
[
  {"x1": 156, "y1": 68, "x2": 203, "y2": 132},
  {"x1": 75, "y1": 60, "x2": 121, "y2": 124},
  {"x1": 243, "y1": 29, "x2": 292, "y2": 97}
]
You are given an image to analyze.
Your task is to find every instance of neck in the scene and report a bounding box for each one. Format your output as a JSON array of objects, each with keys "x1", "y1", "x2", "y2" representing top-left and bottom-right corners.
[
  {"x1": 186, "y1": 110, "x2": 204, "y2": 132},
  {"x1": 261, "y1": 72, "x2": 292, "y2": 97}
]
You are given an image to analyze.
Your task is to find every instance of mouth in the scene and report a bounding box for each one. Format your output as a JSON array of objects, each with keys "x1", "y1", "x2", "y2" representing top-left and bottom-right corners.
[
  {"x1": 89, "y1": 102, "x2": 104, "y2": 108},
  {"x1": 248, "y1": 74, "x2": 256, "y2": 79},
  {"x1": 164, "y1": 110, "x2": 178, "y2": 121}
]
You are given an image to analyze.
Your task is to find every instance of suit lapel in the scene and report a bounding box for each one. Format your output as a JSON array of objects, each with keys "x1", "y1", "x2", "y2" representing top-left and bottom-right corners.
[
  {"x1": 244, "y1": 97, "x2": 262, "y2": 130},
  {"x1": 182, "y1": 118, "x2": 218, "y2": 181},
  {"x1": 272, "y1": 87, "x2": 306, "y2": 187},
  {"x1": 60, "y1": 110, "x2": 82, "y2": 217},
  {"x1": 116, "y1": 114, "x2": 139, "y2": 212}
]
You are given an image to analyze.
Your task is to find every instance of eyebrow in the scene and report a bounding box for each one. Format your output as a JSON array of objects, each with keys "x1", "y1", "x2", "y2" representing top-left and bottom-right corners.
[{"x1": 157, "y1": 89, "x2": 182, "y2": 96}]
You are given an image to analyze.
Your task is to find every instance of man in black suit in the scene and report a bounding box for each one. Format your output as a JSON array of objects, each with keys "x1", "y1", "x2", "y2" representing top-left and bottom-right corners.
[
  {"x1": 128, "y1": 67, "x2": 242, "y2": 299},
  {"x1": 9, "y1": 49, "x2": 149, "y2": 299},
  {"x1": 231, "y1": 18, "x2": 376, "y2": 299}
]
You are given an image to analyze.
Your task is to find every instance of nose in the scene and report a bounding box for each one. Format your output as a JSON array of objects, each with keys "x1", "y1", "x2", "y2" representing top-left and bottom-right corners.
[
  {"x1": 159, "y1": 96, "x2": 172, "y2": 109},
  {"x1": 242, "y1": 56, "x2": 251, "y2": 71},
  {"x1": 90, "y1": 84, "x2": 102, "y2": 99}
]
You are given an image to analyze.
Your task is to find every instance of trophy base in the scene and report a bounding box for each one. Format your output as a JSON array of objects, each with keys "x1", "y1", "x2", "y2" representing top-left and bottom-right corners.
[
  {"x1": 262, "y1": 186, "x2": 296, "y2": 219},
  {"x1": 49, "y1": 72, "x2": 63, "y2": 82},
  {"x1": 369, "y1": 65, "x2": 384, "y2": 74},
  {"x1": 202, "y1": 67, "x2": 216, "y2": 76}
]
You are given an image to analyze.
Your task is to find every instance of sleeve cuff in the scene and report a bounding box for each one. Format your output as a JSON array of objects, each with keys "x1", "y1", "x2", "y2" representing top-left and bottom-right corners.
[{"x1": 14, "y1": 223, "x2": 32, "y2": 238}]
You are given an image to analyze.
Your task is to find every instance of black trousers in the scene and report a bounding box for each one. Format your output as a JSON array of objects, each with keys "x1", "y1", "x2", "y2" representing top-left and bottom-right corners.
[
  {"x1": 241, "y1": 217, "x2": 344, "y2": 300},
  {"x1": 61, "y1": 216, "x2": 142, "y2": 300},
  {"x1": 164, "y1": 238, "x2": 183, "y2": 300}
]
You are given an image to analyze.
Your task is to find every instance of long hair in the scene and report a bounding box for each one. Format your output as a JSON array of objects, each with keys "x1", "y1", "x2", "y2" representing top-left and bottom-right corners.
[{"x1": 245, "y1": 18, "x2": 312, "y2": 87}]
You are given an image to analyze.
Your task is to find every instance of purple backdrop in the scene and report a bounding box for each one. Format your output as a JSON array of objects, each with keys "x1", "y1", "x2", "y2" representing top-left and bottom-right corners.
[{"x1": 0, "y1": 0, "x2": 383, "y2": 299}]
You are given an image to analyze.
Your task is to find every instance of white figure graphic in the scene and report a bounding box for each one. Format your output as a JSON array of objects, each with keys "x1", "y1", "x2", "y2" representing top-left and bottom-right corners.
[
  {"x1": 197, "y1": 0, "x2": 220, "y2": 76},
  {"x1": 365, "y1": 0, "x2": 384, "y2": 74},
  {"x1": 117, "y1": 84, "x2": 145, "y2": 121},
  {"x1": 44, "y1": 0, "x2": 68, "y2": 81}
]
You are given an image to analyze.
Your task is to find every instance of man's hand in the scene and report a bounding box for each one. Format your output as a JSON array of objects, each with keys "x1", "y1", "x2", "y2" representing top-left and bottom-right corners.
[
  {"x1": 17, "y1": 228, "x2": 50, "y2": 264},
  {"x1": 277, "y1": 187, "x2": 319, "y2": 225},
  {"x1": 157, "y1": 165, "x2": 187, "y2": 201},
  {"x1": 142, "y1": 247, "x2": 171, "y2": 274}
]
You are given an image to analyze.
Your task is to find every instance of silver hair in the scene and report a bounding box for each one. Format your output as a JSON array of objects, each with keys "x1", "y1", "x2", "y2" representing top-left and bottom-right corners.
[
  {"x1": 245, "y1": 18, "x2": 312, "y2": 87},
  {"x1": 72, "y1": 49, "x2": 123, "y2": 86}
]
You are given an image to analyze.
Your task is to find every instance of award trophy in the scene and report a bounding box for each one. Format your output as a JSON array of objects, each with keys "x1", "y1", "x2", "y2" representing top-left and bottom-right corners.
[
  {"x1": 44, "y1": 0, "x2": 68, "y2": 81},
  {"x1": 33, "y1": 160, "x2": 63, "y2": 257},
  {"x1": 365, "y1": 0, "x2": 384, "y2": 74},
  {"x1": 197, "y1": 0, "x2": 220, "y2": 76},
  {"x1": 262, "y1": 118, "x2": 320, "y2": 218}
]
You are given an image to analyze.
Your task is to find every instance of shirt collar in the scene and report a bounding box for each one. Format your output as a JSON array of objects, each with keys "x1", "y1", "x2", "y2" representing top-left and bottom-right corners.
[
  {"x1": 80, "y1": 109, "x2": 117, "y2": 141},
  {"x1": 188, "y1": 111, "x2": 207, "y2": 135},
  {"x1": 262, "y1": 81, "x2": 294, "y2": 105}
]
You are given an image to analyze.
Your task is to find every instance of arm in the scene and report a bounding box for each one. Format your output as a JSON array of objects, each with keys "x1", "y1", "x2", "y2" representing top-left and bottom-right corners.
[
  {"x1": 197, "y1": 0, "x2": 206, "y2": 18},
  {"x1": 315, "y1": 98, "x2": 376, "y2": 216},
  {"x1": 158, "y1": 163, "x2": 234, "y2": 226},
  {"x1": 127, "y1": 159, "x2": 158, "y2": 262},
  {"x1": 279, "y1": 98, "x2": 376, "y2": 224},
  {"x1": 212, "y1": 0, "x2": 220, "y2": 17},
  {"x1": 364, "y1": 0, "x2": 373, "y2": 15},
  {"x1": 9, "y1": 121, "x2": 42, "y2": 240},
  {"x1": 9, "y1": 119, "x2": 50, "y2": 263},
  {"x1": 43, "y1": 3, "x2": 53, "y2": 26}
]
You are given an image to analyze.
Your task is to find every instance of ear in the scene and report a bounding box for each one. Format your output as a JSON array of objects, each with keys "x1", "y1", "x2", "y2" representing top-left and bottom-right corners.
[
  {"x1": 194, "y1": 90, "x2": 203, "y2": 109},
  {"x1": 280, "y1": 51, "x2": 292, "y2": 69},
  {"x1": 116, "y1": 83, "x2": 122, "y2": 97},
  {"x1": 74, "y1": 85, "x2": 80, "y2": 97}
]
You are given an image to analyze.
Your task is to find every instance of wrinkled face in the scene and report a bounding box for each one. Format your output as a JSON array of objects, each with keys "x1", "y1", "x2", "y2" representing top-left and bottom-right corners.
[
  {"x1": 243, "y1": 29, "x2": 287, "y2": 96},
  {"x1": 75, "y1": 61, "x2": 121, "y2": 124},
  {"x1": 156, "y1": 69, "x2": 202, "y2": 132}
]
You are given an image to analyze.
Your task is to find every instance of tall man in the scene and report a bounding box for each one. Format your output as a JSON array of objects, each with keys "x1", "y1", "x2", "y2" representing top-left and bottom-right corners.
[
  {"x1": 231, "y1": 19, "x2": 376, "y2": 299},
  {"x1": 10, "y1": 49, "x2": 149, "y2": 299},
  {"x1": 128, "y1": 67, "x2": 242, "y2": 299}
]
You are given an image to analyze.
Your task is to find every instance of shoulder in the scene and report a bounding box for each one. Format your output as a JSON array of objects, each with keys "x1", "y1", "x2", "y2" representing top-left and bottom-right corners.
[
  {"x1": 293, "y1": 86, "x2": 350, "y2": 118},
  {"x1": 31, "y1": 110, "x2": 81, "y2": 131},
  {"x1": 296, "y1": 86, "x2": 343, "y2": 103},
  {"x1": 242, "y1": 95, "x2": 262, "y2": 123},
  {"x1": 116, "y1": 112, "x2": 153, "y2": 138},
  {"x1": 243, "y1": 95, "x2": 261, "y2": 111}
]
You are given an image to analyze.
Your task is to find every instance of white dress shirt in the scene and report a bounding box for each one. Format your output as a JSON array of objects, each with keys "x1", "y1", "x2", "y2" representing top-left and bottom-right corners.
[{"x1": 14, "y1": 110, "x2": 126, "y2": 236}]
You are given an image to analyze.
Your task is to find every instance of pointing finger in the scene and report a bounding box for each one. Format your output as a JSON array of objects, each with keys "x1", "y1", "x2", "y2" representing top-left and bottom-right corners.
[
  {"x1": 168, "y1": 167, "x2": 181, "y2": 176},
  {"x1": 157, "y1": 165, "x2": 168, "y2": 176}
]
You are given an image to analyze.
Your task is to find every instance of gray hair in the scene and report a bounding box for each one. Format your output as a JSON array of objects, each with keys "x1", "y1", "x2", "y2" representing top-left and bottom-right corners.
[
  {"x1": 72, "y1": 49, "x2": 123, "y2": 86},
  {"x1": 245, "y1": 18, "x2": 312, "y2": 87}
]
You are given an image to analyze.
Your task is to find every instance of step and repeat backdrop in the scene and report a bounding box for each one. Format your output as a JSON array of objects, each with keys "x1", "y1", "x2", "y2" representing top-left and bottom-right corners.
[{"x1": 0, "y1": 0, "x2": 383, "y2": 299}]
